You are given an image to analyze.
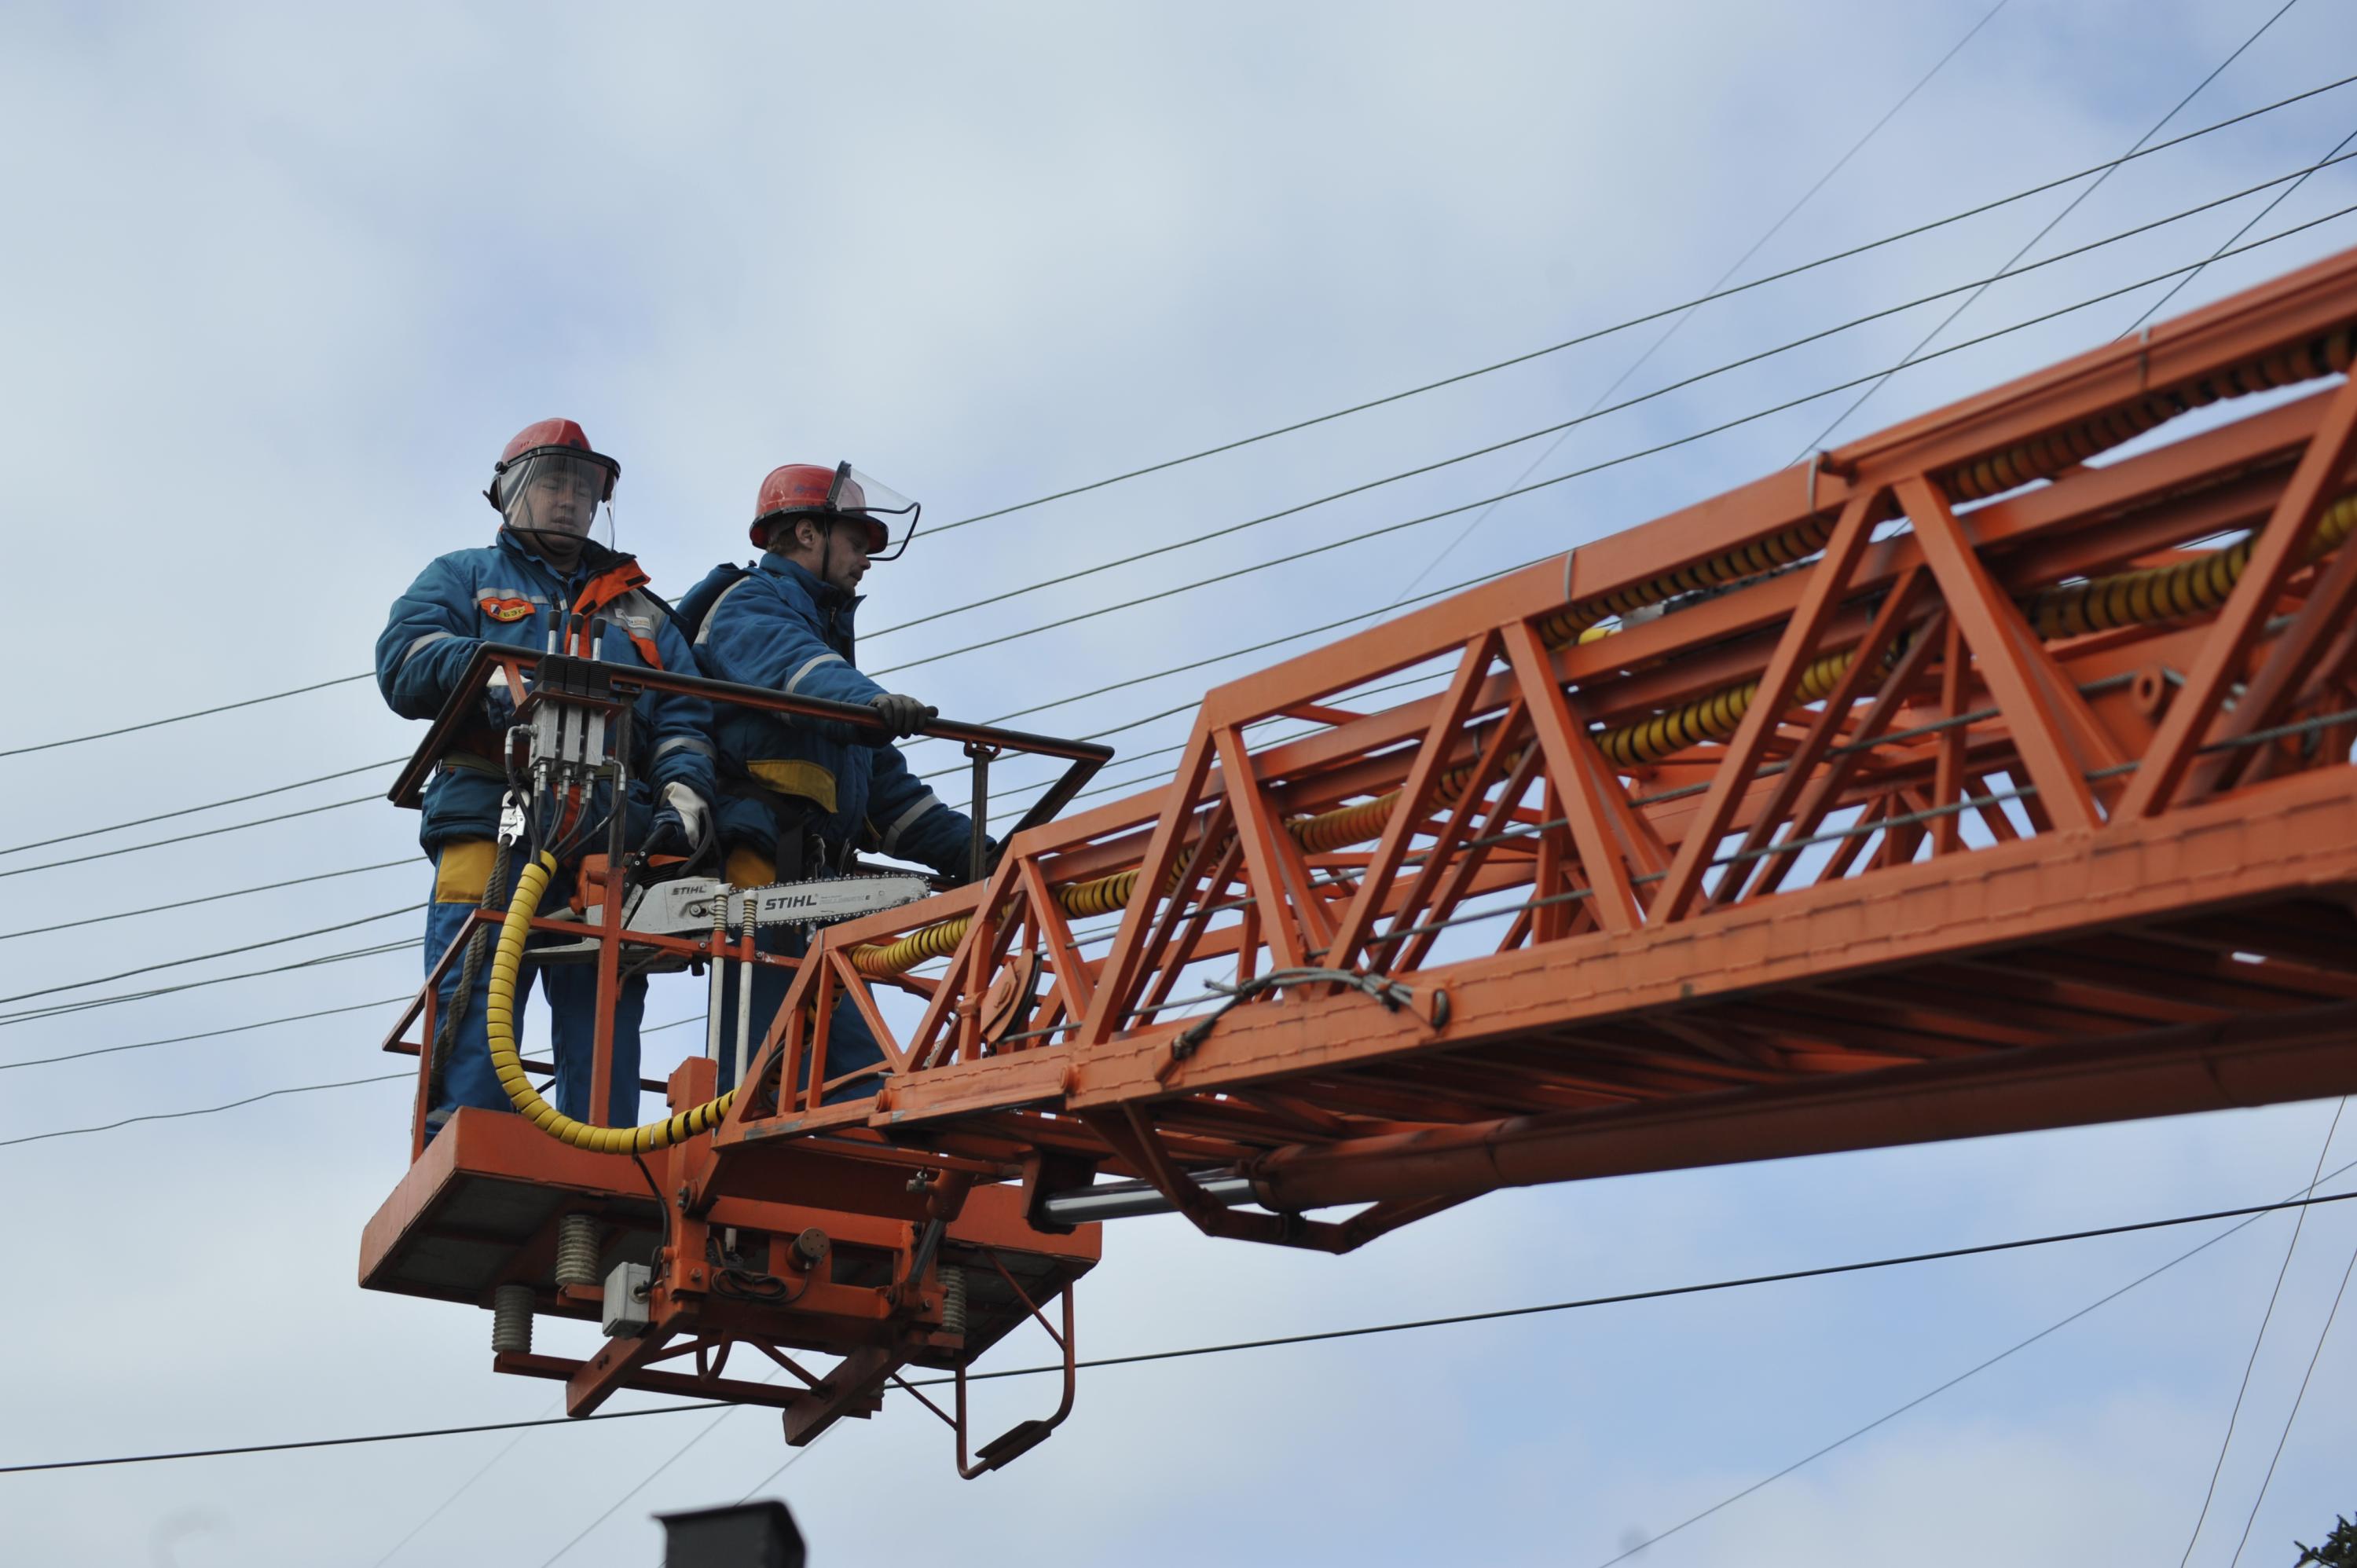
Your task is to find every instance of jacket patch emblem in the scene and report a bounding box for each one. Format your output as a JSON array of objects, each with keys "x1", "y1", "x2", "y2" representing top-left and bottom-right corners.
[{"x1": 479, "y1": 596, "x2": 535, "y2": 623}]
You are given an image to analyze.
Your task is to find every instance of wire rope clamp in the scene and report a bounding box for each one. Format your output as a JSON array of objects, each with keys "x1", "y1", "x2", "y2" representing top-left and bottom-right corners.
[{"x1": 1159, "y1": 968, "x2": 1450, "y2": 1082}]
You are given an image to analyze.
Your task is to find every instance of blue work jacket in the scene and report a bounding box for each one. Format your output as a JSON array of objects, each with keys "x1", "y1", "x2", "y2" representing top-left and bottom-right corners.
[
  {"x1": 376, "y1": 531, "x2": 717, "y2": 856},
  {"x1": 679, "y1": 553, "x2": 972, "y2": 877}
]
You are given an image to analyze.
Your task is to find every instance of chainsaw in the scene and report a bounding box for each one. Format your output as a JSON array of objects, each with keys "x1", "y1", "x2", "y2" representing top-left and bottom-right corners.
[{"x1": 533, "y1": 857, "x2": 938, "y2": 964}]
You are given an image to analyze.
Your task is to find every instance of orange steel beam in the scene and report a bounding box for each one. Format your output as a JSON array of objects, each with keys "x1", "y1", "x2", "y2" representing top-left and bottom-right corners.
[{"x1": 706, "y1": 244, "x2": 2357, "y2": 1245}]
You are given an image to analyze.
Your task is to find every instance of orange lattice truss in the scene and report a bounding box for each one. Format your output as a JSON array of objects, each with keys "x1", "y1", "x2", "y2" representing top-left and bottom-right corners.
[{"x1": 365, "y1": 244, "x2": 2357, "y2": 1467}]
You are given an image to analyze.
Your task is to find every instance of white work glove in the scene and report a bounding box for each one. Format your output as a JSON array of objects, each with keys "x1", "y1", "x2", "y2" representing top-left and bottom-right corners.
[{"x1": 659, "y1": 782, "x2": 709, "y2": 845}]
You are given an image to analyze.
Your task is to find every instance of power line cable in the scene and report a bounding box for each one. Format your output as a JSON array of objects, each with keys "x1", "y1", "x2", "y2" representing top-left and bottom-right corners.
[
  {"x1": 0, "y1": 938, "x2": 416, "y2": 1029},
  {"x1": 914, "y1": 69, "x2": 2354, "y2": 542},
  {"x1": 2122, "y1": 119, "x2": 2357, "y2": 340},
  {"x1": 1, "y1": 1007, "x2": 698, "y2": 1083},
  {"x1": 0, "y1": 758, "x2": 403, "y2": 856},
  {"x1": 954, "y1": 570, "x2": 1489, "y2": 735},
  {"x1": 0, "y1": 904, "x2": 423, "y2": 1007},
  {"x1": 8, "y1": 72, "x2": 2348, "y2": 778},
  {"x1": 1589, "y1": 1146, "x2": 2357, "y2": 1568},
  {"x1": 2225, "y1": 1207, "x2": 2357, "y2": 1565},
  {"x1": 0, "y1": 859, "x2": 416, "y2": 943},
  {"x1": 1389, "y1": 0, "x2": 2010, "y2": 606},
  {"x1": 867, "y1": 202, "x2": 2357, "y2": 681},
  {"x1": 735, "y1": 1431, "x2": 827, "y2": 1503},
  {"x1": 0, "y1": 1072, "x2": 410, "y2": 1149},
  {"x1": 1792, "y1": 0, "x2": 2306, "y2": 457},
  {"x1": 2177, "y1": 1098, "x2": 2345, "y2": 1566},
  {"x1": 0, "y1": 793, "x2": 384, "y2": 880},
  {"x1": 7, "y1": 1180, "x2": 2351, "y2": 1475},
  {"x1": 370, "y1": 1398, "x2": 565, "y2": 1568},
  {"x1": 866, "y1": 153, "x2": 2357, "y2": 647},
  {"x1": 538, "y1": 1379, "x2": 783, "y2": 1567},
  {"x1": 0, "y1": 995, "x2": 412, "y2": 1074},
  {"x1": 0, "y1": 672, "x2": 373, "y2": 760}
]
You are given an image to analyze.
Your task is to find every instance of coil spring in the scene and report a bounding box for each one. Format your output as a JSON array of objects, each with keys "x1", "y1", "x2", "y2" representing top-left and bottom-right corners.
[
  {"x1": 490, "y1": 1283, "x2": 534, "y2": 1355},
  {"x1": 939, "y1": 1264, "x2": 968, "y2": 1339},
  {"x1": 554, "y1": 1214, "x2": 600, "y2": 1288}
]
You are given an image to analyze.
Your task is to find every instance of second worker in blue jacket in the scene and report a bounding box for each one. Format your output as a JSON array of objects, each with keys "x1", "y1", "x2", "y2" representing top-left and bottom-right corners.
[{"x1": 679, "y1": 461, "x2": 981, "y2": 1099}]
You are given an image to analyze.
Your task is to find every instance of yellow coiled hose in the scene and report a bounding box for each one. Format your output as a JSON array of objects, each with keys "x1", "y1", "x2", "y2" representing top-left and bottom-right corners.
[
  {"x1": 487, "y1": 852, "x2": 735, "y2": 1152},
  {"x1": 848, "y1": 332, "x2": 2357, "y2": 980}
]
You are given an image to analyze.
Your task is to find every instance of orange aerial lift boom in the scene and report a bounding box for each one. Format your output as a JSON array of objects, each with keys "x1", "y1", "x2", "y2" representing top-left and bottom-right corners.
[{"x1": 363, "y1": 244, "x2": 2357, "y2": 1473}]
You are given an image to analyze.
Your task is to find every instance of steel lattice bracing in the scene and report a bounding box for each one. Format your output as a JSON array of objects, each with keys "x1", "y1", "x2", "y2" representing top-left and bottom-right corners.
[{"x1": 711, "y1": 244, "x2": 2357, "y2": 1251}]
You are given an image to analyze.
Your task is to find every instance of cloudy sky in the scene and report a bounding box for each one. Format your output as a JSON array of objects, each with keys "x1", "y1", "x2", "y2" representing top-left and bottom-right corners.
[{"x1": 4, "y1": 1, "x2": 2356, "y2": 1563}]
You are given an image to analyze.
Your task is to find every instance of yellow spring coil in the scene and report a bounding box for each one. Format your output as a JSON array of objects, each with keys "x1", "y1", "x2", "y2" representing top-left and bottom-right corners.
[
  {"x1": 848, "y1": 337, "x2": 2357, "y2": 978},
  {"x1": 1949, "y1": 326, "x2": 2355, "y2": 503},
  {"x1": 486, "y1": 852, "x2": 735, "y2": 1152}
]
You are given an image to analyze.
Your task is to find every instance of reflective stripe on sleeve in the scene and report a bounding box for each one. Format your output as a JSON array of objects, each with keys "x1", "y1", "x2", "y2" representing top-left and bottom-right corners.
[
  {"x1": 783, "y1": 652, "x2": 847, "y2": 695},
  {"x1": 400, "y1": 629, "x2": 457, "y2": 669},
  {"x1": 654, "y1": 735, "x2": 715, "y2": 759},
  {"x1": 691, "y1": 577, "x2": 756, "y2": 647},
  {"x1": 880, "y1": 790, "x2": 944, "y2": 856}
]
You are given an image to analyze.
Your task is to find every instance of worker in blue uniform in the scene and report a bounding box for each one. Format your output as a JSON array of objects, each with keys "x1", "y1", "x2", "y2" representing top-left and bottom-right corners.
[
  {"x1": 678, "y1": 462, "x2": 981, "y2": 1099},
  {"x1": 376, "y1": 419, "x2": 716, "y2": 1137}
]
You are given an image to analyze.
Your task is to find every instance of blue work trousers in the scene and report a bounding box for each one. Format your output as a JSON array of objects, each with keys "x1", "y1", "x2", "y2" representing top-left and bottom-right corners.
[
  {"x1": 423, "y1": 877, "x2": 645, "y2": 1131},
  {"x1": 713, "y1": 921, "x2": 887, "y2": 1104}
]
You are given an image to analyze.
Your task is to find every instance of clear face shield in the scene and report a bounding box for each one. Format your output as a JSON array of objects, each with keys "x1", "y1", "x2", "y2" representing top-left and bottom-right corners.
[
  {"x1": 498, "y1": 451, "x2": 615, "y2": 548},
  {"x1": 828, "y1": 463, "x2": 920, "y2": 561}
]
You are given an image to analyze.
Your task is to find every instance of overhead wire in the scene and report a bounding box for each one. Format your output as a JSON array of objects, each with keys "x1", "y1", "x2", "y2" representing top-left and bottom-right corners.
[
  {"x1": 0, "y1": 995, "x2": 412, "y2": 1074},
  {"x1": 1792, "y1": 0, "x2": 2308, "y2": 456},
  {"x1": 0, "y1": 1072, "x2": 410, "y2": 1149},
  {"x1": 0, "y1": 671, "x2": 373, "y2": 760},
  {"x1": 2223, "y1": 1203, "x2": 2357, "y2": 1565},
  {"x1": 910, "y1": 68, "x2": 2355, "y2": 542},
  {"x1": 0, "y1": 1020, "x2": 710, "y2": 1149},
  {"x1": 1386, "y1": 0, "x2": 2011, "y2": 606},
  {"x1": 0, "y1": 793, "x2": 385, "y2": 880},
  {"x1": 863, "y1": 152, "x2": 2357, "y2": 647},
  {"x1": 0, "y1": 938, "x2": 417, "y2": 1029},
  {"x1": 369, "y1": 1397, "x2": 565, "y2": 1568},
  {"x1": 6, "y1": 1181, "x2": 2352, "y2": 1475},
  {"x1": 0, "y1": 904, "x2": 424, "y2": 1007},
  {"x1": 0, "y1": 859, "x2": 415, "y2": 943},
  {"x1": 2176, "y1": 1097, "x2": 2345, "y2": 1567},
  {"x1": 536, "y1": 1377, "x2": 785, "y2": 1567},
  {"x1": 0, "y1": 757, "x2": 404, "y2": 856},
  {"x1": 1587, "y1": 1148, "x2": 2357, "y2": 1568},
  {"x1": 865, "y1": 202, "x2": 2357, "y2": 683},
  {"x1": 2123, "y1": 119, "x2": 2357, "y2": 339},
  {"x1": 5, "y1": 71, "x2": 2352, "y2": 776}
]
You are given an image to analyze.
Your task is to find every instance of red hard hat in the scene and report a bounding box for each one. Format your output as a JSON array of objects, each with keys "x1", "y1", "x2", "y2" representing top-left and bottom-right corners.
[
  {"x1": 750, "y1": 462, "x2": 881, "y2": 550},
  {"x1": 486, "y1": 419, "x2": 619, "y2": 512}
]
